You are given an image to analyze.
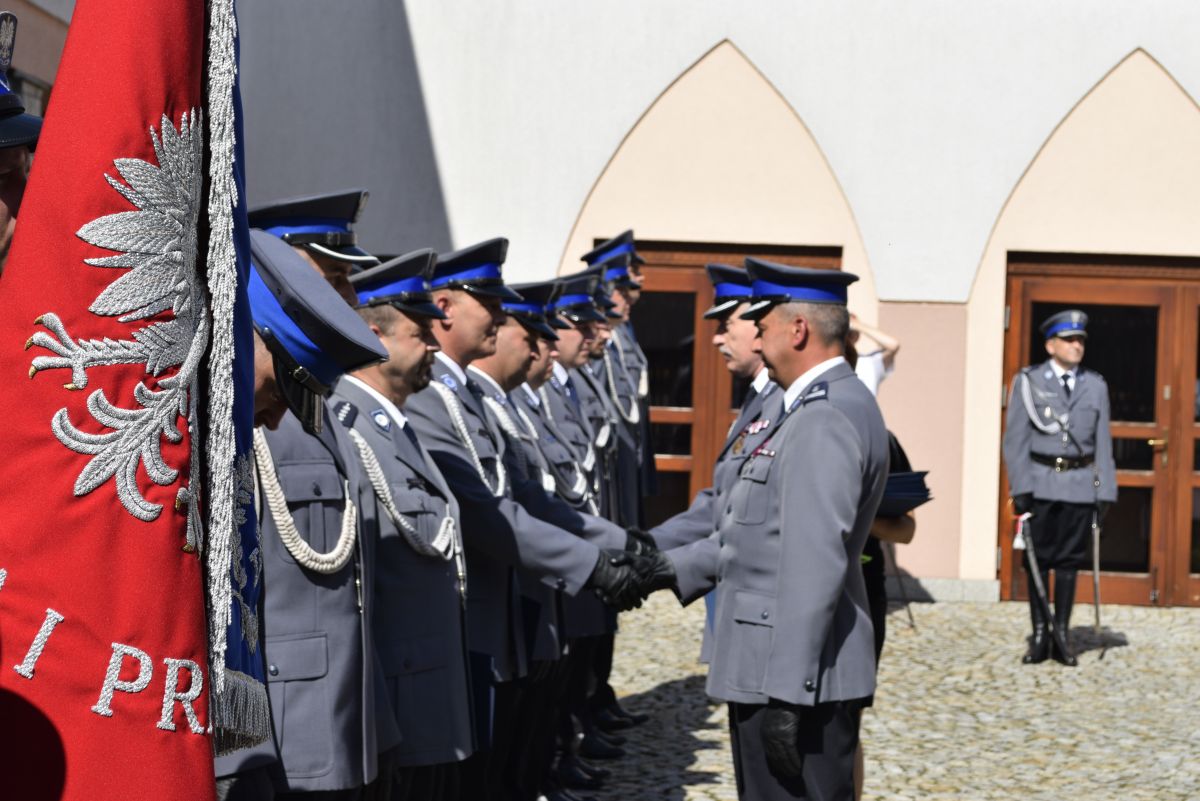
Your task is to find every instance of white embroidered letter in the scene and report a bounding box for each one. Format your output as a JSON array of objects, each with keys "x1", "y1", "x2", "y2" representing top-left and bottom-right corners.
[
  {"x1": 157, "y1": 658, "x2": 205, "y2": 734},
  {"x1": 0, "y1": 567, "x2": 6, "y2": 592},
  {"x1": 91, "y1": 643, "x2": 153, "y2": 717},
  {"x1": 12, "y1": 608, "x2": 65, "y2": 680}
]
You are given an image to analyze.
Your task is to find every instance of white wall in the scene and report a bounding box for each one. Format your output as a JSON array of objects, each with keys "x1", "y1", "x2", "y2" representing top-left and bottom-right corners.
[{"x1": 404, "y1": 1, "x2": 1200, "y2": 300}]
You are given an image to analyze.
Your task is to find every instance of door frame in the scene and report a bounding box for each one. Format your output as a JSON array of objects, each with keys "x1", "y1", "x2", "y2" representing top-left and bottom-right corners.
[{"x1": 999, "y1": 251, "x2": 1200, "y2": 606}]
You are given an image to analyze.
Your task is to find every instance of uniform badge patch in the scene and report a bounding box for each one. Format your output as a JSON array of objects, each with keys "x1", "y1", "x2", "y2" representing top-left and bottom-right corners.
[
  {"x1": 731, "y1": 433, "x2": 747, "y2": 455},
  {"x1": 440, "y1": 373, "x2": 458, "y2": 391},
  {"x1": 370, "y1": 408, "x2": 391, "y2": 431}
]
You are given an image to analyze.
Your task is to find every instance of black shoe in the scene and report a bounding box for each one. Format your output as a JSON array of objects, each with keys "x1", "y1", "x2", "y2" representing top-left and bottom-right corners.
[
  {"x1": 553, "y1": 758, "x2": 604, "y2": 791},
  {"x1": 573, "y1": 757, "x2": 610, "y2": 781},
  {"x1": 588, "y1": 728, "x2": 625, "y2": 747},
  {"x1": 1052, "y1": 570, "x2": 1079, "y2": 667},
  {"x1": 609, "y1": 701, "x2": 650, "y2": 726},
  {"x1": 1021, "y1": 570, "x2": 1051, "y2": 664},
  {"x1": 594, "y1": 706, "x2": 635, "y2": 732},
  {"x1": 578, "y1": 733, "x2": 625, "y2": 760}
]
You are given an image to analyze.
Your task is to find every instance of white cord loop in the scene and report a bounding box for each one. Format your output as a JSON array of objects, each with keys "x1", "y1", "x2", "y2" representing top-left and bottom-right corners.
[
  {"x1": 252, "y1": 427, "x2": 357, "y2": 574},
  {"x1": 603, "y1": 349, "x2": 640, "y2": 424},
  {"x1": 347, "y1": 429, "x2": 456, "y2": 560},
  {"x1": 430, "y1": 381, "x2": 506, "y2": 497}
]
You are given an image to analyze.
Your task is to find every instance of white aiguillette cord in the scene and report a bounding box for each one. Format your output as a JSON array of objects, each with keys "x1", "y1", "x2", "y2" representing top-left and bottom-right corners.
[
  {"x1": 347, "y1": 428, "x2": 456, "y2": 560},
  {"x1": 252, "y1": 427, "x2": 357, "y2": 574},
  {"x1": 603, "y1": 349, "x2": 640, "y2": 424},
  {"x1": 431, "y1": 381, "x2": 507, "y2": 497}
]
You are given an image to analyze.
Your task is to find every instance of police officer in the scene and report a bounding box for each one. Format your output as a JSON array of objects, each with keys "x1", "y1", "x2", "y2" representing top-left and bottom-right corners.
[
  {"x1": 645, "y1": 264, "x2": 776, "y2": 663},
  {"x1": 216, "y1": 230, "x2": 389, "y2": 800},
  {"x1": 332, "y1": 249, "x2": 474, "y2": 801},
  {"x1": 1003, "y1": 310, "x2": 1116, "y2": 666},
  {"x1": 635, "y1": 259, "x2": 889, "y2": 801},
  {"x1": 400, "y1": 238, "x2": 643, "y2": 800},
  {"x1": 248, "y1": 188, "x2": 380, "y2": 304},
  {"x1": 0, "y1": 11, "x2": 41, "y2": 275}
]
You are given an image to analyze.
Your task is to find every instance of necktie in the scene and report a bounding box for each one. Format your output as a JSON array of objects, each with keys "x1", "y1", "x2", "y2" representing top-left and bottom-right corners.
[
  {"x1": 400, "y1": 422, "x2": 421, "y2": 452},
  {"x1": 743, "y1": 384, "x2": 759, "y2": 411},
  {"x1": 564, "y1": 376, "x2": 580, "y2": 409},
  {"x1": 1061, "y1": 373, "x2": 1072, "y2": 398}
]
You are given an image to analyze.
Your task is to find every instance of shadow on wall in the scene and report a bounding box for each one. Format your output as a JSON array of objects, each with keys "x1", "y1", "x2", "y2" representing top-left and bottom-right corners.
[{"x1": 238, "y1": 1, "x2": 452, "y2": 255}]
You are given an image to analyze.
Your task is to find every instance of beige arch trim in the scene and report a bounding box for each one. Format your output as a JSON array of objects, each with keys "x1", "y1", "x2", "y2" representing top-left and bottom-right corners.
[
  {"x1": 965, "y1": 48, "x2": 1191, "y2": 301},
  {"x1": 556, "y1": 38, "x2": 876, "y2": 306}
]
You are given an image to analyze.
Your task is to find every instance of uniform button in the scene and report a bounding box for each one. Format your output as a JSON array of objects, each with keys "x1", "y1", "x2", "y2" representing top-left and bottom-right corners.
[
  {"x1": 725, "y1": 505, "x2": 732, "y2": 515},
  {"x1": 717, "y1": 575, "x2": 723, "y2": 583},
  {"x1": 312, "y1": 483, "x2": 323, "y2": 497},
  {"x1": 804, "y1": 679, "x2": 815, "y2": 692},
  {"x1": 268, "y1": 664, "x2": 279, "y2": 677},
  {"x1": 761, "y1": 610, "x2": 769, "y2": 620}
]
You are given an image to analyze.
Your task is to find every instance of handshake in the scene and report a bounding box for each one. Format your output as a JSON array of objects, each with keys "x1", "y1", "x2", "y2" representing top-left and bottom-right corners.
[{"x1": 585, "y1": 528, "x2": 677, "y2": 611}]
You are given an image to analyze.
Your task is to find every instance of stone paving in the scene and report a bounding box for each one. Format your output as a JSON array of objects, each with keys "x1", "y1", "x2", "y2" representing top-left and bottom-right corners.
[{"x1": 601, "y1": 593, "x2": 1200, "y2": 800}]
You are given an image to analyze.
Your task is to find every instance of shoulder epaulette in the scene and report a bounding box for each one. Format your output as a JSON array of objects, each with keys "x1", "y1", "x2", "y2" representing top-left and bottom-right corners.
[
  {"x1": 332, "y1": 400, "x2": 358, "y2": 428},
  {"x1": 802, "y1": 381, "x2": 829, "y2": 405}
]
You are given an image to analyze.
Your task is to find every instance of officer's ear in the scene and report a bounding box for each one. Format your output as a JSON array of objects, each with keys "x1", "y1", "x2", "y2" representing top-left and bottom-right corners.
[
  {"x1": 433, "y1": 289, "x2": 454, "y2": 327},
  {"x1": 1043, "y1": 338, "x2": 1055, "y2": 357}
]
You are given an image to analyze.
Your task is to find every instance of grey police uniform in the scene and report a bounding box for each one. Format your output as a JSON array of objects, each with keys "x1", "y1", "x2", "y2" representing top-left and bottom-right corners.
[
  {"x1": 219, "y1": 410, "x2": 385, "y2": 794},
  {"x1": 1003, "y1": 361, "x2": 1117, "y2": 510},
  {"x1": 670, "y1": 360, "x2": 888, "y2": 800},
  {"x1": 332, "y1": 377, "x2": 475, "y2": 769},
  {"x1": 404, "y1": 356, "x2": 626, "y2": 681},
  {"x1": 570, "y1": 363, "x2": 619, "y2": 516}
]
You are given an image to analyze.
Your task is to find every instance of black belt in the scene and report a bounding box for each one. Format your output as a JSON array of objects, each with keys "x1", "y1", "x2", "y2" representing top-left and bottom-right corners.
[{"x1": 1032, "y1": 453, "x2": 1094, "y2": 472}]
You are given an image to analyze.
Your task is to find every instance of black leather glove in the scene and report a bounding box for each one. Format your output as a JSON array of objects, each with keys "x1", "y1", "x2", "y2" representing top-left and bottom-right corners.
[
  {"x1": 1096, "y1": 501, "x2": 1110, "y2": 523},
  {"x1": 586, "y1": 550, "x2": 643, "y2": 611},
  {"x1": 1012, "y1": 494, "x2": 1034, "y2": 515},
  {"x1": 761, "y1": 703, "x2": 805, "y2": 777},
  {"x1": 624, "y1": 527, "x2": 659, "y2": 556},
  {"x1": 630, "y1": 550, "x2": 677, "y2": 595}
]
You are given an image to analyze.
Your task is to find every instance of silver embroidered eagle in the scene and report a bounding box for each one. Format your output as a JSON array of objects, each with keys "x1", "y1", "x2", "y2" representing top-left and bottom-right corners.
[{"x1": 27, "y1": 111, "x2": 210, "y2": 544}]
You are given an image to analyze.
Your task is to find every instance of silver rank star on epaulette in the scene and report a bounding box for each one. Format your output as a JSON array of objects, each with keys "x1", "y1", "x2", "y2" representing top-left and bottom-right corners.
[{"x1": 333, "y1": 400, "x2": 358, "y2": 428}]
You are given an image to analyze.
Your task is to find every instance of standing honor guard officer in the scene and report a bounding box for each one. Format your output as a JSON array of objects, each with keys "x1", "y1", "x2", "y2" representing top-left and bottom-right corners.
[
  {"x1": 1003, "y1": 310, "x2": 1116, "y2": 667},
  {"x1": 401, "y1": 238, "x2": 643, "y2": 800},
  {"x1": 631, "y1": 259, "x2": 888, "y2": 801},
  {"x1": 333, "y1": 249, "x2": 475, "y2": 801},
  {"x1": 216, "y1": 230, "x2": 389, "y2": 801},
  {"x1": 0, "y1": 11, "x2": 41, "y2": 276},
  {"x1": 248, "y1": 188, "x2": 381, "y2": 305}
]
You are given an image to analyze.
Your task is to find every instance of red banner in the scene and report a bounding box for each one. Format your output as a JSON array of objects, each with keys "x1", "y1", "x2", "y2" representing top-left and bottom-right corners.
[{"x1": 0, "y1": 1, "x2": 216, "y2": 798}]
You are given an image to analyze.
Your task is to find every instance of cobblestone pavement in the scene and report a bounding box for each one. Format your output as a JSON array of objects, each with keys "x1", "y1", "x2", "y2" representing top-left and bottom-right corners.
[{"x1": 602, "y1": 594, "x2": 1200, "y2": 800}]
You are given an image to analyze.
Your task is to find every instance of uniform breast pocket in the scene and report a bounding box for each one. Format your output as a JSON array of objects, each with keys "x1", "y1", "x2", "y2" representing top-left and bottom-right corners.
[
  {"x1": 729, "y1": 590, "x2": 775, "y2": 693},
  {"x1": 1070, "y1": 408, "x2": 1100, "y2": 451},
  {"x1": 273, "y1": 462, "x2": 346, "y2": 563},
  {"x1": 732, "y1": 454, "x2": 774, "y2": 526}
]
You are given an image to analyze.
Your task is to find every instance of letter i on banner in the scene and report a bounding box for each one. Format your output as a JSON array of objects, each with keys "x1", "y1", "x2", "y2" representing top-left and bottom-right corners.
[{"x1": 0, "y1": 0, "x2": 252, "y2": 799}]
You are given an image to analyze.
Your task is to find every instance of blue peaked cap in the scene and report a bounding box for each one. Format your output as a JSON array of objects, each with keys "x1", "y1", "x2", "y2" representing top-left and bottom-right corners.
[
  {"x1": 595, "y1": 252, "x2": 638, "y2": 288},
  {"x1": 351, "y1": 248, "x2": 445, "y2": 319},
  {"x1": 704, "y1": 263, "x2": 753, "y2": 319},
  {"x1": 432, "y1": 237, "x2": 522, "y2": 301},
  {"x1": 248, "y1": 189, "x2": 378, "y2": 265},
  {"x1": 505, "y1": 280, "x2": 561, "y2": 339},
  {"x1": 247, "y1": 229, "x2": 387, "y2": 387},
  {"x1": 581, "y1": 229, "x2": 644, "y2": 267},
  {"x1": 1040, "y1": 309, "x2": 1088, "y2": 340},
  {"x1": 552, "y1": 271, "x2": 606, "y2": 323},
  {"x1": 741, "y1": 257, "x2": 858, "y2": 320}
]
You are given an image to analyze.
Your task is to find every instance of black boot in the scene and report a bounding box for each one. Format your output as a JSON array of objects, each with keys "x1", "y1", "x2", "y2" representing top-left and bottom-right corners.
[
  {"x1": 1052, "y1": 570, "x2": 1079, "y2": 667},
  {"x1": 1022, "y1": 569, "x2": 1051, "y2": 664}
]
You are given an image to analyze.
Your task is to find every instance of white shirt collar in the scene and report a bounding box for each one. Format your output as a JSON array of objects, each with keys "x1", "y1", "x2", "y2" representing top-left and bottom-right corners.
[
  {"x1": 751, "y1": 365, "x2": 771, "y2": 394},
  {"x1": 783, "y1": 356, "x2": 847, "y2": 411},
  {"x1": 435, "y1": 351, "x2": 468, "y2": 387},
  {"x1": 521, "y1": 383, "x2": 540, "y2": 406},
  {"x1": 343, "y1": 375, "x2": 409, "y2": 429},
  {"x1": 1048, "y1": 359, "x2": 1073, "y2": 380},
  {"x1": 467, "y1": 365, "x2": 507, "y2": 399},
  {"x1": 551, "y1": 361, "x2": 570, "y2": 385}
]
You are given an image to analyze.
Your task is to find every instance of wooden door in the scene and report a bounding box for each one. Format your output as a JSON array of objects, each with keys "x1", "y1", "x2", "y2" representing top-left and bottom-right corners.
[
  {"x1": 627, "y1": 241, "x2": 840, "y2": 526},
  {"x1": 1000, "y1": 255, "x2": 1200, "y2": 606}
]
